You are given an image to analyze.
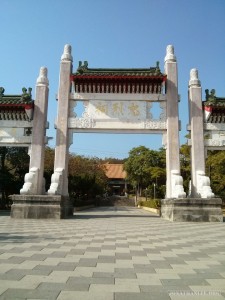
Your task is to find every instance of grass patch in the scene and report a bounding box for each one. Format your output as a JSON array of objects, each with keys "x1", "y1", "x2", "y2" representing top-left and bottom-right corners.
[{"x1": 138, "y1": 199, "x2": 160, "y2": 209}]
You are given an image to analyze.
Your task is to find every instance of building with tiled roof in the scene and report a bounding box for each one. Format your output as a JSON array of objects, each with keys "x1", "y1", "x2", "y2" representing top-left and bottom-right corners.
[{"x1": 103, "y1": 163, "x2": 127, "y2": 196}]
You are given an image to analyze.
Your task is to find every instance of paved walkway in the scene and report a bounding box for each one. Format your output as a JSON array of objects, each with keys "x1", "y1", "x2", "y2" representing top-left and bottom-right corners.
[{"x1": 0, "y1": 207, "x2": 225, "y2": 300}]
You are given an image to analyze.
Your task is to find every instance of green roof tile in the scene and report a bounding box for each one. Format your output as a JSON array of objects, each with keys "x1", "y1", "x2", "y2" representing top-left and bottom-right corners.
[
  {"x1": 73, "y1": 61, "x2": 165, "y2": 77},
  {"x1": 204, "y1": 89, "x2": 225, "y2": 106},
  {"x1": 0, "y1": 87, "x2": 33, "y2": 105}
]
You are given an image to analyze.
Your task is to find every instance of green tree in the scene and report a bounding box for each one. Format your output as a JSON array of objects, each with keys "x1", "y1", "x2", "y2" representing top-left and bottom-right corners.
[
  {"x1": 0, "y1": 147, "x2": 29, "y2": 209},
  {"x1": 206, "y1": 150, "x2": 225, "y2": 200},
  {"x1": 68, "y1": 154, "x2": 107, "y2": 205},
  {"x1": 44, "y1": 147, "x2": 55, "y2": 190},
  {"x1": 180, "y1": 144, "x2": 191, "y2": 194},
  {"x1": 124, "y1": 146, "x2": 166, "y2": 197}
]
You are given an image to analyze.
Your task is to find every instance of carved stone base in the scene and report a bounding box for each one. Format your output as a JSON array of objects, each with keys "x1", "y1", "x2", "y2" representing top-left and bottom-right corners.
[
  {"x1": 10, "y1": 195, "x2": 73, "y2": 219},
  {"x1": 161, "y1": 198, "x2": 223, "y2": 222}
]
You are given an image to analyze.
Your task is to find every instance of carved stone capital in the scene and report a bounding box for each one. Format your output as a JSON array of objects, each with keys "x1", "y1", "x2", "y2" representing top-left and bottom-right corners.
[
  {"x1": 189, "y1": 68, "x2": 201, "y2": 87},
  {"x1": 36, "y1": 67, "x2": 49, "y2": 86},
  {"x1": 61, "y1": 44, "x2": 73, "y2": 62},
  {"x1": 164, "y1": 45, "x2": 176, "y2": 62}
]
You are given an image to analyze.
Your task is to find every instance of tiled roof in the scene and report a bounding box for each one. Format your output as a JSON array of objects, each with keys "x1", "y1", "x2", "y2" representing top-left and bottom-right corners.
[
  {"x1": 203, "y1": 89, "x2": 225, "y2": 107},
  {"x1": 72, "y1": 62, "x2": 165, "y2": 94},
  {"x1": 203, "y1": 89, "x2": 225, "y2": 123},
  {"x1": 73, "y1": 61, "x2": 165, "y2": 77},
  {"x1": 0, "y1": 87, "x2": 33, "y2": 121},
  {"x1": 0, "y1": 87, "x2": 33, "y2": 105},
  {"x1": 103, "y1": 164, "x2": 126, "y2": 179}
]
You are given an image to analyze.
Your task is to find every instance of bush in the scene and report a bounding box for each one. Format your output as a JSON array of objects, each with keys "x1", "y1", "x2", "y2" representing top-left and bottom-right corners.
[{"x1": 138, "y1": 199, "x2": 161, "y2": 209}]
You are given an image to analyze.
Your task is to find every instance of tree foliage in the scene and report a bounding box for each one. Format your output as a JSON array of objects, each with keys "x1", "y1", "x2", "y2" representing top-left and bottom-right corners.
[
  {"x1": 0, "y1": 147, "x2": 29, "y2": 209},
  {"x1": 124, "y1": 146, "x2": 166, "y2": 198},
  {"x1": 1, "y1": 145, "x2": 225, "y2": 210},
  {"x1": 180, "y1": 144, "x2": 191, "y2": 193},
  {"x1": 206, "y1": 150, "x2": 225, "y2": 200},
  {"x1": 68, "y1": 154, "x2": 107, "y2": 204}
]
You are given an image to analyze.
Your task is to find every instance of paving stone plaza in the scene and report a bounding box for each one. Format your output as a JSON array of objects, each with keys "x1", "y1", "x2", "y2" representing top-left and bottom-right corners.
[{"x1": 0, "y1": 207, "x2": 225, "y2": 299}]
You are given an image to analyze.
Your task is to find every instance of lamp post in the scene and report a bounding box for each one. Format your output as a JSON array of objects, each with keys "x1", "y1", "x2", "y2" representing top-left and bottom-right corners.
[{"x1": 153, "y1": 183, "x2": 156, "y2": 200}]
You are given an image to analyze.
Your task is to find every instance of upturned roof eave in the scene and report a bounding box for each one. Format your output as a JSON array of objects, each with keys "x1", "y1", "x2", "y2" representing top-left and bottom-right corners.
[{"x1": 203, "y1": 99, "x2": 225, "y2": 108}]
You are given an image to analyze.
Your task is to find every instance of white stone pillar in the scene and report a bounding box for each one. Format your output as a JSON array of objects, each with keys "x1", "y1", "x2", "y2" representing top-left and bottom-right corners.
[
  {"x1": 188, "y1": 69, "x2": 214, "y2": 198},
  {"x1": 164, "y1": 45, "x2": 185, "y2": 198},
  {"x1": 48, "y1": 45, "x2": 73, "y2": 196},
  {"x1": 20, "y1": 67, "x2": 49, "y2": 195}
]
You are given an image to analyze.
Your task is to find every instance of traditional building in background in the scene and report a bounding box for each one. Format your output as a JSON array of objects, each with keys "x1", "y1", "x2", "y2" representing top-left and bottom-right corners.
[{"x1": 103, "y1": 163, "x2": 127, "y2": 196}]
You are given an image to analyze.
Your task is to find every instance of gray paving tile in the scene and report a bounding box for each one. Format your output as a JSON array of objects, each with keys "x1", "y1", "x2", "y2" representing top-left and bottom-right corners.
[
  {"x1": 149, "y1": 261, "x2": 173, "y2": 269},
  {"x1": 54, "y1": 262, "x2": 77, "y2": 271},
  {"x1": 161, "y1": 278, "x2": 210, "y2": 286},
  {"x1": 98, "y1": 257, "x2": 116, "y2": 263},
  {"x1": 69, "y1": 249, "x2": 86, "y2": 255},
  {"x1": 0, "y1": 272, "x2": 25, "y2": 280},
  {"x1": 65, "y1": 283, "x2": 90, "y2": 291},
  {"x1": 93, "y1": 272, "x2": 115, "y2": 278},
  {"x1": 78, "y1": 258, "x2": 98, "y2": 267},
  {"x1": 67, "y1": 276, "x2": 114, "y2": 284},
  {"x1": 179, "y1": 273, "x2": 223, "y2": 279},
  {"x1": 115, "y1": 253, "x2": 132, "y2": 260},
  {"x1": 130, "y1": 250, "x2": 147, "y2": 256},
  {"x1": 0, "y1": 257, "x2": 26, "y2": 264},
  {"x1": 140, "y1": 285, "x2": 192, "y2": 292},
  {"x1": 50, "y1": 251, "x2": 67, "y2": 258},
  {"x1": 86, "y1": 247, "x2": 102, "y2": 252},
  {"x1": 26, "y1": 254, "x2": 49, "y2": 261},
  {"x1": 134, "y1": 266, "x2": 156, "y2": 273},
  {"x1": 45, "y1": 243, "x2": 62, "y2": 249},
  {"x1": 114, "y1": 268, "x2": 137, "y2": 278},
  {"x1": 37, "y1": 282, "x2": 65, "y2": 291},
  {"x1": 194, "y1": 266, "x2": 225, "y2": 273},
  {"x1": 0, "y1": 288, "x2": 60, "y2": 299},
  {"x1": 7, "y1": 268, "x2": 52, "y2": 276},
  {"x1": 115, "y1": 292, "x2": 171, "y2": 300}
]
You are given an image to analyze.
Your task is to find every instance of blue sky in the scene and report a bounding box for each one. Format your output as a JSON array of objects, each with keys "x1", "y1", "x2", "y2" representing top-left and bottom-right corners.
[{"x1": 1, "y1": 0, "x2": 225, "y2": 158}]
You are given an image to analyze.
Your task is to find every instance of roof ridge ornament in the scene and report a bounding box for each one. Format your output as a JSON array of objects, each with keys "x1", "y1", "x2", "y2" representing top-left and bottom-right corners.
[
  {"x1": 205, "y1": 89, "x2": 216, "y2": 103},
  {"x1": 165, "y1": 45, "x2": 176, "y2": 62},
  {"x1": 21, "y1": 87, "x2": 32, "y2": 103},
  {"x1": 155, "y1": 61, "x2": 161, "y2": 74},
  {"x1": 61, "y1": 44, "x2": 73, "y2": 62},
  {"x1": 0, "y1": 87, "x2": 5, "y2": 96},
  {"x1": 189, "y1": 68, "x2": 201, "y2": 87},
  {"x1": 37, "y1": 67, "x2": 49, "y2": 86},
  {"x1": 77, "y1": 61, "x2": 89, "y2": 74}
]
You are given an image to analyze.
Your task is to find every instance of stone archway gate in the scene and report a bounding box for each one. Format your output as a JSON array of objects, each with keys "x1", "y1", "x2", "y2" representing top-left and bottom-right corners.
[
  {"x1": 10, "y1": 44, "x2": 223, "y2": 221},
  {"x1": 46, "y1": 44, "x2": 185, "y2": 213},
  {"x1": 11, "y1": 44, "x2": 186, "y2": 218}
]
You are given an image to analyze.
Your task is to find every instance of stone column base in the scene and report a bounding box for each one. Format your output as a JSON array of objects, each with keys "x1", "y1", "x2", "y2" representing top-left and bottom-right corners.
[
  {"x1": 10, "y1": 195, "x2": 73, "y2": 219},
  {"x1": 161, "y1": 198, "x2": 223, "y2": 222}
]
